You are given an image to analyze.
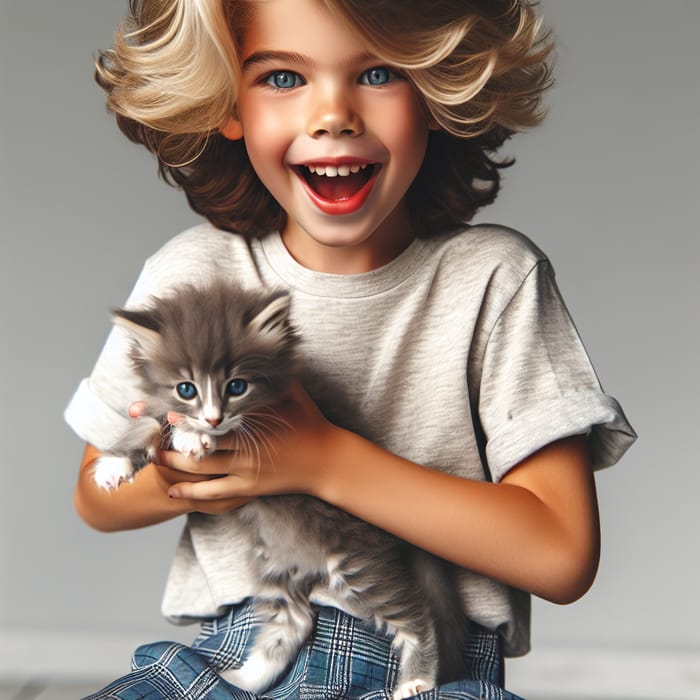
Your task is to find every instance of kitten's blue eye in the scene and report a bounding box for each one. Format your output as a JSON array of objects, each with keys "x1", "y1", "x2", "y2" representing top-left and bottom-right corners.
[
  {"x1": 265, "y1": 71, "x2": 304, "y2": 90},
  {"x1": 227, "y1": 378, "x2": 249, "y2": 397},
  {"x1": 360, "y1": 67, "x2": 396, "y2": 86},
  {"x1": 176, "y1": 382, "x2": 197, "y2": 400}
]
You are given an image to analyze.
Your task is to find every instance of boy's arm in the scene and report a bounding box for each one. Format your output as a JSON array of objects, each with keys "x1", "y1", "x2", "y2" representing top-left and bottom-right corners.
[
  {"x1": 319, "y1": 430, "x2": 599, "y2": 605},
  {"x1": 162, "y1": 384, "x2": 600, "y2": 605},
  {"x1": 74, "y1": 444, "x2": 252, "y2": 532}
]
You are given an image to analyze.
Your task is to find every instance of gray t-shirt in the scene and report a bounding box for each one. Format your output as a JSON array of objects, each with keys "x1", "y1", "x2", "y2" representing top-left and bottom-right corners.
[{"x1": 65, "y1": 223, "x2": 636, "y2": 656}]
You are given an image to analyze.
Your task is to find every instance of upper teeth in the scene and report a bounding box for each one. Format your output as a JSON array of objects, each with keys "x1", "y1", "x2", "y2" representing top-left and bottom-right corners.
[{"x1": 306, "y1": 164, "x2": 368, "y2": 177}]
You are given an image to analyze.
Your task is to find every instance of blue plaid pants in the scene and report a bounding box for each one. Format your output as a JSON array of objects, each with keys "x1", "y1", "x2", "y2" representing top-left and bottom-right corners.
[{"x1": 83, "y1": 601, "x2": 524, "y2": 700}]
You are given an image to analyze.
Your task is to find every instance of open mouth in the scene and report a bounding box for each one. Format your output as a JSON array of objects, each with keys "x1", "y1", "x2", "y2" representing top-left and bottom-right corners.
[{"x1": 294, "y1": 163, "x2": 378, "y2": 203}]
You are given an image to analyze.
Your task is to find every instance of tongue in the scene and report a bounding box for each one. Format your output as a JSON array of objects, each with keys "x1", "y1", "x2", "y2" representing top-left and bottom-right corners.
[{"x1": 309, "y1": 172, "x2": 369, "y2": 201}]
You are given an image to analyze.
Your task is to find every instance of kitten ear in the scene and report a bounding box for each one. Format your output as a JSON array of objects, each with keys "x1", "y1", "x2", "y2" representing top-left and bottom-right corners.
[
  {"x1": 112, "y1": 310, "x2": 163, "y2": 357},
  {"x1": 246, "y1": 293, "x2": 291, "y2": 339}
]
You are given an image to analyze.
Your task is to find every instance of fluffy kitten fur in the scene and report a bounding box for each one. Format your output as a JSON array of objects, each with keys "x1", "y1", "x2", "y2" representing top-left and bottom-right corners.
[{"x1": 92, "y1": 280, "x2": 467, "y2": 699}]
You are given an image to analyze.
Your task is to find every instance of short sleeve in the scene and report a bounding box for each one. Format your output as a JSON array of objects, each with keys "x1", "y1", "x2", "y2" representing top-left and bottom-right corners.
[
  {"x1": 63, "y1": 257, "x2": 164, "y2": 449},
  {"x1": 64, "y1": 225, "x2": 269, "y2": 449},
  {"x1": 479, "y1": 260, "x2": 636, "y2": 481}
]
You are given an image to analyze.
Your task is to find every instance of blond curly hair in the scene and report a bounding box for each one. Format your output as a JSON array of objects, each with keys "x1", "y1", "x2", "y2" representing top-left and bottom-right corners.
[{"x1": 96, "y1": 0, "x2": 553, "y2": 235}]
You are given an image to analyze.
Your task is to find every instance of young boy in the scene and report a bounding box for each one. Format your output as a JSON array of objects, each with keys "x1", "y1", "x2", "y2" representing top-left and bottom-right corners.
[{"x1": 66, "y1": 1, "x2": 636, "y2": 697}]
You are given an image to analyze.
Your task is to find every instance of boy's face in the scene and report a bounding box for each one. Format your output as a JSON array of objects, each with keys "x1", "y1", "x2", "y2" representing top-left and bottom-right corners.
[{"x1": 226, "y1": 0, "x2": 433, "y2": 273}]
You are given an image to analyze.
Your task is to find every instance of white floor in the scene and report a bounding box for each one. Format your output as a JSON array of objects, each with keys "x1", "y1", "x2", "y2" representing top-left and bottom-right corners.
[{"x1": 0, "y1": 681, "x2": 108, "y2": 700}]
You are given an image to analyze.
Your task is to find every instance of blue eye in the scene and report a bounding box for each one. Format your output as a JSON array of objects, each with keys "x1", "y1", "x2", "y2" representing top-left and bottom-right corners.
[
  {"x1": 265, "y1": 71, "x2": 304, "y2": 89},
  {"x1": 176, "y1": 382, "x2": 197, "y2": 400},
  {"x1": 227, "y1": 378, "x2": 249, "y2": 397},
  {"x1": 361, "y1": 67, "x2": 395, "y2": 86}
]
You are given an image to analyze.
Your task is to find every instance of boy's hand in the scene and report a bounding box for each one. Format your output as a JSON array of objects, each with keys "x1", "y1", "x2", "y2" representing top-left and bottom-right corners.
[
  {"x1": 157, "y1": 382, "x2": 336, "y2": 503},
  {"x1": 151, "y1": 463, "x2": 254, "y2": 516},
  {"x1": 127, "y1": 399, "x2": 255, "y2": 515}
]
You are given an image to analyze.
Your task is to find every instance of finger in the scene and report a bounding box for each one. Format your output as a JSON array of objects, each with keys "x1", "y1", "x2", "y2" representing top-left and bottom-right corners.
[
  {"x1": 153, "y1": 464, "x2": 214, "y2": 485},
  {"x1": 128, "y1": 400, "x2": 147, "y2": 418},
  {"x1": 168, "y1": 476, "x2": 245, "y2": 501},
  {"x1": 158, "y1": 448, "x2": 242, "y2": 475},
  {"x1": 167, "y1": 411, "x2": 186, "y2": 425}
]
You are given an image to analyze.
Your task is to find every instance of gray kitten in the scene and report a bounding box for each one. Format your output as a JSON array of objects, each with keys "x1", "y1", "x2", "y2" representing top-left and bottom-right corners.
[{"x1": 92, "y1": 280, "x2": 467, "y2": 699}]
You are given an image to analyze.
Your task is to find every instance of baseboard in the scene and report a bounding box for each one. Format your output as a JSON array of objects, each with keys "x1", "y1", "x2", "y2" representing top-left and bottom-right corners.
[{"x1": 1, "y1": 631, "x2": 698, "y2": 698}]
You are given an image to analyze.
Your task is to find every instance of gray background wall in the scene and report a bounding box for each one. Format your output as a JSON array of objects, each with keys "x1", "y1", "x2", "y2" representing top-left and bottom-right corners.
[{"x1": 1, "y1": 0, "x2": 698, "y2": 693}]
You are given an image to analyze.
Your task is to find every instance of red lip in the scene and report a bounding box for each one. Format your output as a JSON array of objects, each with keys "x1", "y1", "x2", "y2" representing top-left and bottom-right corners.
[{"x1": 293, "y1": 162, "x2": 381, "y2": 216}]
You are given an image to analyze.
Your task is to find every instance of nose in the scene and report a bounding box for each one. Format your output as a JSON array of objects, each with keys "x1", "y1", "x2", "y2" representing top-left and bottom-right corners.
[
  {"x1": 206, "y1": 416, "x2": 221, "y2": 427},
  {"x1": 307, "y1": 89, "x2": 364, "y2": 139}
]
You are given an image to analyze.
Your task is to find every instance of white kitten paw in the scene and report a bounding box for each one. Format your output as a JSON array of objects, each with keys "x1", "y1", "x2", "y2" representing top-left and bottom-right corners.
[
  {"x1": 392, "y1": 678, "x2": 431, "y2": 700},
  {"x1": 171, "y1": 429, "x2": 217, "y2": 459},
  {"x1": 93, "y1": 456, "x2": 134, "y2": 491},
  {"x1": 219, "y1": 650, "x2": 280, "y2": 694}
]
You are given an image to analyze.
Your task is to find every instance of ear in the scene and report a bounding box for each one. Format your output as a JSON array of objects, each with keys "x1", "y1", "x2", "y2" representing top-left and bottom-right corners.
[
  {"x1": 246, "y1": 294, "x2": 291, "y2": 338},
  {"x1": 112, "y1": 312, "x2": 163, "y2": 358},
  {"x1": 220, "y1": 115, "x2": 244, "y2": 141}
]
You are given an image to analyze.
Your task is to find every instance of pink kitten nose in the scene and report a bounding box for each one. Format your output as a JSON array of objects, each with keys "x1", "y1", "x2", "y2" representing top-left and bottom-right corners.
[{"x1": 206, "y1": 416, "x2": 221, "y2": 427}]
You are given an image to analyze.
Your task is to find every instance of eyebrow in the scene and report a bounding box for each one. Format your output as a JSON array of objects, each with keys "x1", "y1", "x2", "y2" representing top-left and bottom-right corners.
[
  {"x1": 242, "y1": 50, "x2": 378, "y2": 72},
  {"x1": 242, "y1": 51, "x2": 309, "y2": 71}
]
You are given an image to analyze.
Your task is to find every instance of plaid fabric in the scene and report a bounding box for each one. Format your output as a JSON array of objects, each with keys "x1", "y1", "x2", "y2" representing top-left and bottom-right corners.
[{"x1": 83, "y1": 601, "x2": 524, "y2": 700}]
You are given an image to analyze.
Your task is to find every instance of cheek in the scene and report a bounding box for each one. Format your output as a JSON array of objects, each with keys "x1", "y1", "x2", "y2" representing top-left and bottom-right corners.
[
  {"x1": 380, "y1": 96, "x2": 430, "y2": 170},
  {"x1": 241, "y1": 111, "x2": 291, "y2": 189}
]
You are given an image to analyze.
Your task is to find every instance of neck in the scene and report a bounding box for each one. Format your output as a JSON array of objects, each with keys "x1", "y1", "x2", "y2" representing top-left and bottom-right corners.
[{"x1": 281, "y1": 207, "x2": 417, "y2": 275}]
